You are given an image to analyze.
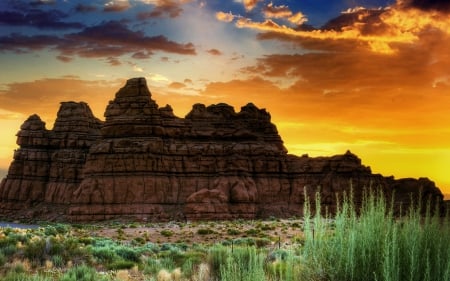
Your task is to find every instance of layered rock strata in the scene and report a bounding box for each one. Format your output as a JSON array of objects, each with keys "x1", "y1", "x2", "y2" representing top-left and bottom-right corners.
[{"x1": 0, "y1": 78, "x2": 444, "y2": 221}]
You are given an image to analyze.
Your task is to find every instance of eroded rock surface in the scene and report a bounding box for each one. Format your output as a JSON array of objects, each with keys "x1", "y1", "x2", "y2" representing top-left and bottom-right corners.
[{"x1": 0, "y1": 78, "x2": 444, "y2": 221}]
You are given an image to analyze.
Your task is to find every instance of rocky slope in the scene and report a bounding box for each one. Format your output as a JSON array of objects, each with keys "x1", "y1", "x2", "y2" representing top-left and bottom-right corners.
[{"x1": 0, "y1": 78, "x2": 444, "y2": 221}]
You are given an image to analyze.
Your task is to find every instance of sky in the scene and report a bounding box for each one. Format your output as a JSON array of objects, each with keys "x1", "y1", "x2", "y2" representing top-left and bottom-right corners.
[{"x1": 0, "y1": 0, "x2": 449, "y2": 199}]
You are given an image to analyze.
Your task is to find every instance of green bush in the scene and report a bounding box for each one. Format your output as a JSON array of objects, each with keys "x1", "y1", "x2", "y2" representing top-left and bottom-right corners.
[
  {"x1": 106, "y1": 259, "x2": 135, "y2": 270},
  {"x1": 115, "y1": 246, "x2": 140, "y2": 262},
  {"x1": 3, "y1": 272, "x2": 51, "y2": 281},
  {"x1": 2, "y1": 244, "x2": 18, "y2": 257},
  {"x1": 51, "y1": 255, "x2": 64, "y2": 268},
  {"x1": 91, "y1": 247, "x2": 117, "y2": 263},
  {"x1": 0, "y1": 252, "x2": 6, "y2": 267},
  {"x1": 300, "y1": 191, "x2": 450, "y2": 281},
  {"x1": 220, "y1": 246, "x2": 266, "y2": 281},
  {"x1": 59, "y1": 265, "x2": 104, "y2": 281},
  {"x1": 227, "y1": 228, "x2": 240, "y2": 235},
  {"x1": 24, "y1": 238, "x2": 46, "y2": 264},
  {"x1": 160, "y1": 229, "x2": 174, "y2": 237},
  {"x1": 197, "y1": 228, "x2": 215, "y2": 235}
]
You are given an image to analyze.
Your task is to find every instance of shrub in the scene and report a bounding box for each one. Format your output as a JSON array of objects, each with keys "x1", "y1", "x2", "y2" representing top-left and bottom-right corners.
[
  {"x1": 220, "y1": 246, "x2": 266, "y2": 281},
  {"x1": 59, "y1": 265, "x2": 103, "y2": 281},
  {"x1": 51, "y1": 254, "x2": 64, "y2": 268},
  {"x1": 2, "y1": 244, "x2": 18, "y2": 257},
  {"x1": 24, "y1": 238, "x2": 46, "y2": 264},
  {"x1": 116, "y1": 246, "x2": 140, "y2": 262},
  {"x1": 107, "y1": 259, "x2": 135, "y2": 270},
  {"x1": 300, "y1": 191, "x2": 450, "y2": 281},
  {"x1": 197, "y1": 228, "x2": 215, "y2": 235},
  {"x1": 0, "y1": 252, "x2": 6, "y2": 267},
  {"x1": 3, "y1": 272, "x2": 51, "y2": 281},
  {"x1": 91, "y1": 247, "x2": 117, "y2": 263},
  {"x1": 160, "y1": 230, "x2": 173, "y2": 237},
  {"x1": 227, "y1": 228, "x2": 240, "y2": 235}
]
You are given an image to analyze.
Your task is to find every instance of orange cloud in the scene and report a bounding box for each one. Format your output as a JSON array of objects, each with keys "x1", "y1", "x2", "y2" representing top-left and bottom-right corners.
[
  {"x1": 241, "y1": 0, "x2": 262, "y2": 12},
  {"x1": 232, "y1": 4, "x2": 450, "y2": 55},
  {"x1": 262, "y1": 2, "x2": 292, "y2": 19},
  {"x1": 216, "y1": 11, "x2": 235, "y2": 22},
  {"x1": 261, "y1": 2, "x2": 308, "y2": 26}
]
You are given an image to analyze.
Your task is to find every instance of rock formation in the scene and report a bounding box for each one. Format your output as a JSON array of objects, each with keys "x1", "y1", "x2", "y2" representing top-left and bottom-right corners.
[{"x1": 0, "y1": 78, "x2": 444, "y2": 221}]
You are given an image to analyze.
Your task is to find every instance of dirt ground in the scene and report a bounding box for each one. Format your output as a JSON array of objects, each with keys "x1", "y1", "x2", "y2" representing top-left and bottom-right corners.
[{"x1": 86, "y1": 219, "x2": 306, "y2": 246}]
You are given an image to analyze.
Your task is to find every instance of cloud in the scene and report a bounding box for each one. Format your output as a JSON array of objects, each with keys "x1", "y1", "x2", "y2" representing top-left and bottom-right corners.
[
  {"x1": 137, "y1": 0, "x2": 185, "y2": 19},
  {"x1": 0, "y1": 9, "x2": 85, "y2": 30},
  {"x1": 148, "y1": 73, "x2": 170, "y2": 83},
  {"x1": 0, "y1": 34, "x2": 63, "y2": 52},
  {"x1": 63, "y1": 21, "x2": 196, "y2": 56},
  {"x1": 106, "y1": 56, "x2": 121, "y2": 66},
  {"x1": 56, "y1": 55, "x2": 73, "y2": 62},
  {"x1": 233, "y1": 3, "x2": 450, "y2": 55},
  {"x1": 216, "y1": 11, "x2": 235, "y2": 23},
  {"x1": 75, "y1": 4, "x2": 98, "y2": 13},
  {"x1": 288, "y1": 12, "x2": 308, "y2": 25},
  {"x1": 239, "y1": 0, "x2": 262, "y2": 12},
  {"x1": 104, "y1": 0, "x2": 131, "y2": 12},
  {"x1": 169, "y1": 82, "x2": 186, "y2": 89},
  {"x1": 30, "y1": 0, "x2": 56, "y2": 6},
  {"x1": 399, "y1": 0, "x2": 450, "y2": 12},
  {"x1": 262, "y1": 2, "x2": 293, "y2": 19},
  {"x1": 206, "y1": 48, "x2": 222, "y2": 55},
  {"x1": 132, "y1": 51, "x2": 152, "y2": 59},
  {"x1": 0, "y1": 21, "x2": 196, "y2": 60},
  {"x1": 261, "y1": 3, "x2": 308, "y2": 26}
]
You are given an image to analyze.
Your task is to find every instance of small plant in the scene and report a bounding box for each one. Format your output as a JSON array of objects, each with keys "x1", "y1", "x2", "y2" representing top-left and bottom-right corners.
[
  {"x1": 160, "y1": 229, "x2": 174, "y2": 237},
  {"x1": 60, "y1": 264, "x2": 106, "y2": 281},
  {"x1": 197, "y1": 228, "x2": 215, "y2": 235},
  {"x1": 226, "y1": 228, "x2": 240, "y2": 235},
  {"x1": 107, "y1": 260, "x2": 135, "y2": 270}
]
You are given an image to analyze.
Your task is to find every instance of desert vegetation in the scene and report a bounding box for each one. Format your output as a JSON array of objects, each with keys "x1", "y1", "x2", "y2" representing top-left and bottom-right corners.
[{"x1": 0, "y1": 192, "x2": 448, "y2": 281}]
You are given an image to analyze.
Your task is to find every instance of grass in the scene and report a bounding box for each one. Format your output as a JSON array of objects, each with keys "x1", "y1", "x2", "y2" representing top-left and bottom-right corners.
[{"x1": 0, "y1": 191, "x2": 448, "y2": 281}]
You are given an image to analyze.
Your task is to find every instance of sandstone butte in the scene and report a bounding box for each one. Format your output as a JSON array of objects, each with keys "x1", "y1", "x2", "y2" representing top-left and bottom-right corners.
[{"x1": 0, "y1": 78, "x2": 444, "y2": 222}]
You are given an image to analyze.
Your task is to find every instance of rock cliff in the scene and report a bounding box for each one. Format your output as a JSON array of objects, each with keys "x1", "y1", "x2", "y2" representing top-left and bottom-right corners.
[{"x1": 0, "y1": 78, "x2": 444, "y2": 221}]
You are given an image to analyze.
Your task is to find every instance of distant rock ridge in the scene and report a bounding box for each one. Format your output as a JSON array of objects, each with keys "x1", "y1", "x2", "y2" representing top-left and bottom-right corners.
[{"x1": 0, "y1": 77, "x2": 444, "y2": 221}]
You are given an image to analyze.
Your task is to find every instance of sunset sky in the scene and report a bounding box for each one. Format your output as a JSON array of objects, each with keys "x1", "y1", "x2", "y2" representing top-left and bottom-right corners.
[{"x1": 0, "y1": 0, "x2": 449, "y2": 198}]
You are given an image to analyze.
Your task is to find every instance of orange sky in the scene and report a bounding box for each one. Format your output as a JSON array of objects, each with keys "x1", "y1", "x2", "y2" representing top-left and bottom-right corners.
[{"x1": 0, "y1": 0, "x2": 449, "y2": 199}]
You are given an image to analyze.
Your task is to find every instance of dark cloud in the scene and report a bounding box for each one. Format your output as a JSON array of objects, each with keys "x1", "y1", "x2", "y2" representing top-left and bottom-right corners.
[
  {"x1": 321, "y1": 9, "x2": 387, "y2": 35},
  {"x1": 0, "y1": 33, "x2": 63, "y2": 52},
  {"x1": 137, "y1": 0, "x2": 184, "y2": 19},
  {"x1": 0, "y1": 20, "x2": 196, "y2": 59},
  {"x1": 400, "y1": 0, "x2": 450, "y2": 12},
  {"x1": 206, "y1": 48, "x2": 222, "y2": 55},
  {"x1": 63, "y1": 21, "x2": 196, "y2": 56},
  {"x1": 30, "y1": 0, "x2": 56, "y2": 6},
  {"x1": 75, "y1": 4, "x2": 98, "y2": 13},
  {"x1": 132, "y1": 51, "x2": 152, "y2": 59},
  {"x1": 104, "y1": 0, "x2": 130, "y2": 12},
  {"x1": 105, "y1": 56, "x2": 121, "y2": 66},
  {"x1": 56, "y1": 55, "x2": 73, "y2": 62},
  {"x1": 0, "y1": 9, "x2": 85, "y2": 29}
]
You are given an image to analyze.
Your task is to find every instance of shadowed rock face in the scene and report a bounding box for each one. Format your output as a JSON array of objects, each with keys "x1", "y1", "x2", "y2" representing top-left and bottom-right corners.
[{"x1": 0, "y1": 78, "x2": 444, "y2": 221}]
